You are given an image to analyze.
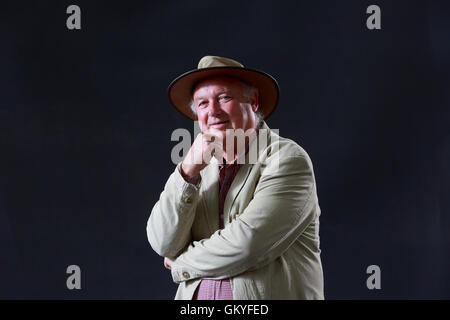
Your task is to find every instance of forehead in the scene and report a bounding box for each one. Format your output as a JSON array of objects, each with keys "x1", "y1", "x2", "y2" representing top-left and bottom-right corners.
[{"x1": 193, "y1": 76, "x2": 243, "y2": 99}]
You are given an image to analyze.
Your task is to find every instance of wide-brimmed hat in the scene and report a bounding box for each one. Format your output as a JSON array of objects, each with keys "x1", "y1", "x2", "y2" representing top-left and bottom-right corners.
[{"x1": 167, "y1": 55, "x2": 279, "y2": 120}]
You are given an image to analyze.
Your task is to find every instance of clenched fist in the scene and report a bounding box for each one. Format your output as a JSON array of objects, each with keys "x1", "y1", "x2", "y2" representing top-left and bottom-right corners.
[{"x1": 180, "y1": 128, "x2": 227, "y2": 182}]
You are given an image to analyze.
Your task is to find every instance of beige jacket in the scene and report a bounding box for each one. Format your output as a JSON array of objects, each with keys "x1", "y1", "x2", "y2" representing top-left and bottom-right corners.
[{"x1": 146, "y1": 122, "x2": 324, "y2": 299}]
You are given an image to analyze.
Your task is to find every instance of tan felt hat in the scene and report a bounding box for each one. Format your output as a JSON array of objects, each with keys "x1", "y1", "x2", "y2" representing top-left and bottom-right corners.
[{"x1": 167, "y1": 55, "x2": 279, "y2": 120}]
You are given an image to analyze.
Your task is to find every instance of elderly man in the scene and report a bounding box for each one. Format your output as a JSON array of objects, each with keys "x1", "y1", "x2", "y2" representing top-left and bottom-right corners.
[{"x1": 146, "y1": 56, "x2": 324, "y2": 299}]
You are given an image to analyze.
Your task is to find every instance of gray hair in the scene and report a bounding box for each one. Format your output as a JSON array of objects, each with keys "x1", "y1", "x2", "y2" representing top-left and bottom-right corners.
[{"x1": 189, "y1": 81, "x2": 264, "y2": 127}]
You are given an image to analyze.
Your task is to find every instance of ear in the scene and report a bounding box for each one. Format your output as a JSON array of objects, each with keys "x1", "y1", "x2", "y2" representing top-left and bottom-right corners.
[{"x1": 251, "y1": 90, "x2": 259, "y2": 113}]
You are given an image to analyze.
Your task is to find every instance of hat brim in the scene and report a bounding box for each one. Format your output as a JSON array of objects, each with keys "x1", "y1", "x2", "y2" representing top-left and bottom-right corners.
[{"x1": 168, "y1": 66, "x2": 279, "y2": 120}]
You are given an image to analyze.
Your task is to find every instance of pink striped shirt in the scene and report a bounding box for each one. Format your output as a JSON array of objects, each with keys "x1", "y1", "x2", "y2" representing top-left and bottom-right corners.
[{"x1": 193, "y1": 162, "x2": 241, "y2": 300}]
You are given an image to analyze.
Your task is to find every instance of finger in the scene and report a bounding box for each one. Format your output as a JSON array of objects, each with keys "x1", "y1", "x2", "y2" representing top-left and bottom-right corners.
[
  {"x1": 163, "y1": 258, "x2": 172, "y2": 270},
  {"x1": 203, "y1": 128, "x2": 224, "y2": 139}
]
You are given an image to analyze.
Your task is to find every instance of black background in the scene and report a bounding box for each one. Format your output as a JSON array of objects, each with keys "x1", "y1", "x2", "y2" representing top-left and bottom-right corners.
[{"x1": 1, "y1": 0, "x2": 449, "y2": 299}]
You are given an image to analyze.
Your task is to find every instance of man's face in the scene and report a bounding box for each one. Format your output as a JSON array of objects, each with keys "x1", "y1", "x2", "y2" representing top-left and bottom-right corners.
[{"x1": 192, "y1": 77, "x2": 258, "y2": 141}]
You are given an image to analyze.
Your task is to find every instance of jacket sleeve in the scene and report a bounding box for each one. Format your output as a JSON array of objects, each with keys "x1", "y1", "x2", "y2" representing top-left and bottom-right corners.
[
  {"x1": 146, "y1": 162, "x2": 201, "y2": 259},
  {"x1": 170, "y1": 154, "x2": 319, "y2": 283}
]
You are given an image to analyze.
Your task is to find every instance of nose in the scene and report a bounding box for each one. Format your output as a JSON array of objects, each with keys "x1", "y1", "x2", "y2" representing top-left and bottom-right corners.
[{"x1": 208, "y1": 99, "x2": 222, "y2": 117}]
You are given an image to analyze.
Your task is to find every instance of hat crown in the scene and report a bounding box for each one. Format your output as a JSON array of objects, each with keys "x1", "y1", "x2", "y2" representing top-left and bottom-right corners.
[{"x1": 198, "y1": 55, "x2": 244, "y2": 69}]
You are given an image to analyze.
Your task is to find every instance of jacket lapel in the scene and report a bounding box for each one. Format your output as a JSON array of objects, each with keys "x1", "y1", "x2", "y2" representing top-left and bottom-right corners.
[
  {"x1": 223, "y1": 122, "x2": 272, "y2": 218},
  {"x1": 223, "y1": 163, "x2": 253, "y2": 218},
  {"x1": 199, "y1": 122, "x2": 272, "y2": 230}
]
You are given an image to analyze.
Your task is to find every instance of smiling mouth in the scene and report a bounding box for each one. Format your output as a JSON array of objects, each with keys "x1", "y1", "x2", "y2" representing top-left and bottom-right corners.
[{"x1": 210, "y1": 121, "x2": 228, "y2": 126}]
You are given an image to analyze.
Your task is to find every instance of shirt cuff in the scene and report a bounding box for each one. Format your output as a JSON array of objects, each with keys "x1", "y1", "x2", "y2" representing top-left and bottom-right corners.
[{"x1": 171, "y1": 262, "x2": 201, "y2": 283}]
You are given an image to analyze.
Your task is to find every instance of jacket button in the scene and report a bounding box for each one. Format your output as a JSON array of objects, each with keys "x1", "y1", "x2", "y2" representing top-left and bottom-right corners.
[
  {"x1": 184, "y1": 197, "x2": 192, "y2": 204},
  {"x1": 182, "y1": 271, "x2": 190, "y2": 279}
]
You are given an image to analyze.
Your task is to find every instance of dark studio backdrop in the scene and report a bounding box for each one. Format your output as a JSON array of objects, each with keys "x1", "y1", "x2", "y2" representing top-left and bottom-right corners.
[{"x1": 1, "y1": 0, "x2": 449, "y2": 299}]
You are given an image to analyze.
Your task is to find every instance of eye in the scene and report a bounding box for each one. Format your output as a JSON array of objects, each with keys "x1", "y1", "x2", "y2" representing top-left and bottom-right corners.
[
  {"x1": 219, "y1": 95, "x2": 231, "y2": 102},
  {"x1": 198, "y1": 101, "x2": 207, "y2": 108}
]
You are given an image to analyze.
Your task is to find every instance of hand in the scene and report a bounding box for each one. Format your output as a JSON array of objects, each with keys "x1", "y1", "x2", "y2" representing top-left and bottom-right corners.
[
  {"x1": 164, "y1": 257, "x2": 173, "y2": 270},
  {"x1": 181, "y1": 128, "x2": 224, "y2": 179}
]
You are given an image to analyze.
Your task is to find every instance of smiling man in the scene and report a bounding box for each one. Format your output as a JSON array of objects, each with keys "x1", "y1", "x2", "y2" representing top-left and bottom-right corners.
[{"x1": 146, "y1": 56, "x2": 324, "y2": 300}]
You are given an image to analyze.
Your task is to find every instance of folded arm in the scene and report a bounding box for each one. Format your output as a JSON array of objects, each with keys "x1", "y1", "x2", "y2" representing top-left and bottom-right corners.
[{"x1": 170, "y1": 155, "x2": 319, "y2": 283}]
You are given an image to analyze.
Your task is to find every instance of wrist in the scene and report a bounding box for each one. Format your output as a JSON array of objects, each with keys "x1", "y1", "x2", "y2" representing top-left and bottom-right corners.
[{"x1": 180, "y1": 162, "x2": 201, "y2": 184}]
